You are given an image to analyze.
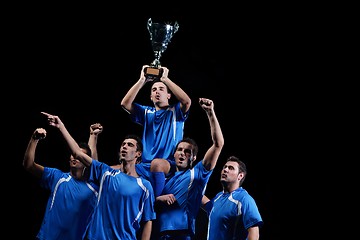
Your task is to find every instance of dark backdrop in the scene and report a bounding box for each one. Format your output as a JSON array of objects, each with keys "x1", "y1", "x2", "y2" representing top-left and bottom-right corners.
[{"x1": 7, "y1": 4, "x2": 309, "y2": 239}]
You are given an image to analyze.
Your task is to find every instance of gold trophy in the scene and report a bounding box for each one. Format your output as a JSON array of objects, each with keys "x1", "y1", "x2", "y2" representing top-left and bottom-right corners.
[{"x1": 145, "y1": 18, "x2": 179, "y2": 78}]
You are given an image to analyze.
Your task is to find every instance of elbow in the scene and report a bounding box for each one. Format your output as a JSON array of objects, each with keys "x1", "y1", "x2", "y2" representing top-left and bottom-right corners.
[
  {"x1": 120, "y1": 99, "x2": 126, "y2": 108},
  {"x1": 185, "y1": 97, "x2": 191, "y2": 108},
  {"x1": 23, "y1": 159, "x2": 33, "y2": 171},
  {"x1": 182, "y1": 98, "x2": 191, "y2": 112},
  {"x1": 23, "y1": 162, "x2": 30, "y2": 170},
  {"x1": 120, "y1": 101, "x2": 131, "y2": 114},
  {"x1": 216, "y1": 138, "x2": 225, "y2": 149}
]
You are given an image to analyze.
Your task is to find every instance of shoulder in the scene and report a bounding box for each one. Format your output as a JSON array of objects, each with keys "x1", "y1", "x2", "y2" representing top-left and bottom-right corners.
[
  {"x1": 140, "y1": 177, "x2": 152, "y2": 187},
  {"x1": 43, "y1": 167, "x2": 64, "y2": 176},
  {"x1": 233, "y1": 188, "x2": 255, "y2": 202}
]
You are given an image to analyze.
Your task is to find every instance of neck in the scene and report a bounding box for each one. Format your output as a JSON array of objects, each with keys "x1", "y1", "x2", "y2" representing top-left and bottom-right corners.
[
  {"x1": 222, "y1": 182, "x2": 239, "y2": 193},
  {"x1": 70, "y1": 167, "x2": 86, "y2": 180},
  {"x1": 122, "y1": 161, "x2": 139, "y2": 177},
  {"x1": 154, "y1": 102, "x2": 169, "y2": 110}
]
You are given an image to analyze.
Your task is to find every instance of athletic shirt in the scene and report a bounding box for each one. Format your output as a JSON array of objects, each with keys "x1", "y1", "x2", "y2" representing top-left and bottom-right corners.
[
  {"x1": 36, "y1": 167, "x2": 98, "y2": 240},
  {"x1": 204, "y1": 187, "x2": 263, "y2": 240},
  {"x1": 130, "y1": 102, "x2": 189, "y2": 163},
  {"x1": 85, "y1": 160, "x2": 156, "y2": 240},
  {"x1": 157, "y1": 161, "x2": 212, "y2": 236}
]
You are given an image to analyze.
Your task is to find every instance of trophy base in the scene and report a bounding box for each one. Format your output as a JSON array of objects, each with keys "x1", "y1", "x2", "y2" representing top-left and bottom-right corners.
[{"x1": 144, "y1": 67, "x2": 163, "y2": 79}]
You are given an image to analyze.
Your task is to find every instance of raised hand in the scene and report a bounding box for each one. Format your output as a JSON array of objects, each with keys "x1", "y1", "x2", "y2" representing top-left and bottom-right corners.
[
  {"x1": 41, "y1": 112, "x2": 63, "y2": 128},
  {"x1": 90, "y1": 123, "x2": 103, "y2": 135},
  {"x1": 33, "y1": 128, "x2": 47, "y2": 140},
  {"x1": 199, "y1": 98, "x2": 214, "y2": 112}
]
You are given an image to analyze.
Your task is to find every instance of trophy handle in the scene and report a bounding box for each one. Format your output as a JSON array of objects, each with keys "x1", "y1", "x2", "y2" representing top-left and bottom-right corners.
[
  {"x1": 147, "y1": 18, "x2": 152, "y2": 35},
  {"x1": 173, "y1": 22, "x2": 179, "y2": 34}
]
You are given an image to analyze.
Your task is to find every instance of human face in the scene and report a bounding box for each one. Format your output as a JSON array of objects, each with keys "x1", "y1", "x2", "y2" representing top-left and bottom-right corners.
[
  {"x1": 150, "y1": 82, "x2": 170, "y2": 105},
  {"x1": 174, "y1": 142, "x2": 194, "y2": 170},
  {"x1": 119, "y1": 138, "x2": 141, "y2": 163},
  {"x1": 69, "y1": 148, "x2": 87, "y2": 169},
  {"x1": 220, "y1": 161, "x2": 243, "y2": 185}
]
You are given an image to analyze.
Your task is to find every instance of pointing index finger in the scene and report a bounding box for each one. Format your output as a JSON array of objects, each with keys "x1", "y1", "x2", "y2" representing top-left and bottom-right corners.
[{"x1": 40, "y1": 112, "x2": 51, "y2": 117}]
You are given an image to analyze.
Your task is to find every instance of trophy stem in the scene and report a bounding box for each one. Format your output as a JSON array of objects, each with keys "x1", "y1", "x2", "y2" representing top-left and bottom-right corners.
[{"x1": 152, "y1": 51, "x2": 162, "y2": 68}]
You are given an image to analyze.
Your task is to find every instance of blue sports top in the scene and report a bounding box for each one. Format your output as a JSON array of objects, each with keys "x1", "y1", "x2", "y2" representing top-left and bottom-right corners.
[
  {"x1": 85, "y1": 160, "x2": 156, "y2": 240},
  {"x1": 36, "y1": 167, "x2": 98, "y2": 240},
  {"x1": 157, "y1": 161, "x2": 213, "y2": 236},
  {"x1": 130, "y1": 102, "x2": 189, "y2": 163},
  {"x1": 204, "y1": 187, "x2": 263, "y2": 240}
]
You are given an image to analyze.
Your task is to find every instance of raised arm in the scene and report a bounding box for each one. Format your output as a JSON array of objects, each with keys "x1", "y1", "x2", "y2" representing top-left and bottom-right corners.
[
  {"x1": 41, "y1": 112, "x2": 93, "y2": 167},
  {"x1": 88, "y1": 123, "x2": 103, "y2": 160},
  {"x1": 120, "y1": 65, "x2": 150, "y2": 114},
  {"x1": 23, "y1": 128, "x2": 47, "y2": 178},
  {"x1": 160, "y1": 67, "x2": 191, "y2": 114},
  {"x1": 199, "y1": 98, "x2": 224, "y2": 171}
]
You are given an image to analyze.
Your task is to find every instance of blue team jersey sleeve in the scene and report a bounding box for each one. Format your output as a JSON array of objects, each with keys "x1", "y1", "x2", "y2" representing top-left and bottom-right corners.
[
  {"x1": 140, "y1": 177, "x2": 157, "y2": 222},
  {"x1": 130, "y1": 103, "x2": 146, "y2": 126},
  {"x1": 40, "y1": 167, "x2": 66, "y2": 190},
  {"x1": 241, "y1": 191, "x2": 264, "y2": 229},
  {"x1": 88, "y1": 159, "x2": 116, "y2": 183}
]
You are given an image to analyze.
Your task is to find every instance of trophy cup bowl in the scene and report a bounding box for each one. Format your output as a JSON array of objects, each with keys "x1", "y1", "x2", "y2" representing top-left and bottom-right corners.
[{"x1": 145, "y1": 18, "x2": 179, "y2": 79}]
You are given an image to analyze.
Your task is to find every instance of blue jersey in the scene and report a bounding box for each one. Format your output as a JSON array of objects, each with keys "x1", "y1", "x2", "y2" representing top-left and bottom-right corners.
[
  {"x1": 204, "y1": 187, "x2": 263, "y2": 240},
  {"x1": 157, "y1": 161, "x2": 212, "y2": 236},
  {"x1": 37, "y1": 167, "x2": 98, "y2": 240},
  {"x1": 130, "y1": 102, "x2": 189, "y2": 163},
  {"x1": 85, "y1": 160, "x2": 156, "y2": 240}
]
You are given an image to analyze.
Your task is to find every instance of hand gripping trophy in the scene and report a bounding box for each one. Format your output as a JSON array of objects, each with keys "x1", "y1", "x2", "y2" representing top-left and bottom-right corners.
[{"x1": 144, "y1": 18, "x2": 179, "y2": 79}]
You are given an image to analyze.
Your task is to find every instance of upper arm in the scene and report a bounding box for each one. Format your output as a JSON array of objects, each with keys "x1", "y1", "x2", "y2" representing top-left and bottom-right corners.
[
  {"x1": 202, "y1": 144, "x2": 223, "y2": 171},
  {"x1": 74, "y1": 149, "x2": 93, "y2": 167},
  {"x1": 26, "y1": 162, "x2": 45, "y2": 178},
  {"x1": 180, "y1": 98, "x2": 191, "y2": 114}
]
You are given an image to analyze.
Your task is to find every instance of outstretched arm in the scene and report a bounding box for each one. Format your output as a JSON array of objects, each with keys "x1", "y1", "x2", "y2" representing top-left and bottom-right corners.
[
  {"x1": 41, "y1": 112, "x2": 93, "y2": 167},
  {"x1": 199, "y1": 98, "x2": 225, "y2": 171},
  {"x1": 88, "y1": 123, "x2": 103, "y2": 160},
  {"x1": 121, "y1": 65, "x2": 150, "y2": 114},
  {"x1": 23, "y1": 128, "x2": 47, "y2": 178},
  {"x1": 160, "y1": 67, "x2": 191, "y2": 114}
]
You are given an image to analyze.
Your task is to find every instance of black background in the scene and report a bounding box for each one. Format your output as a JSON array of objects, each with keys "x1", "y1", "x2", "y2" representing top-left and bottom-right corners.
[{"x1": 7, "y1": 3, "x2": 315, "y2": 239}]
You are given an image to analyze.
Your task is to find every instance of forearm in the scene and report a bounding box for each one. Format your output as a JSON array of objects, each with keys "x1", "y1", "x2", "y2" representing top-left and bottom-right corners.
[
  {"x1": 202, "y1": 110, "x2": 224, "y2": 170},
  {"x1": 88, "y1": 134, "x2": 98, "y2": 159},
  {"x1": 140, "y1": 221, "x2": 152, "y2": 240},
  {"x1": 23, "y1": 138, "x2": 38, "y2": 170},
  {"x1": 23, "y1": 137, "x2": 44, "y2": 177},
  {"x1": 208, "y1": 111, "x2": 224, "y2": 148},
  {"x1": 58, "y1": 124, "x2": 92, "y2": 166},
  {"x1": 121, "y1": 78, "x2": 146, "y2": 112},
  {"x1": 247, "y1": 226, "x2": 260, "y2": 240},
  {"x1": 161, "y1": 77, "x2": 191, "y2": 107}
]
